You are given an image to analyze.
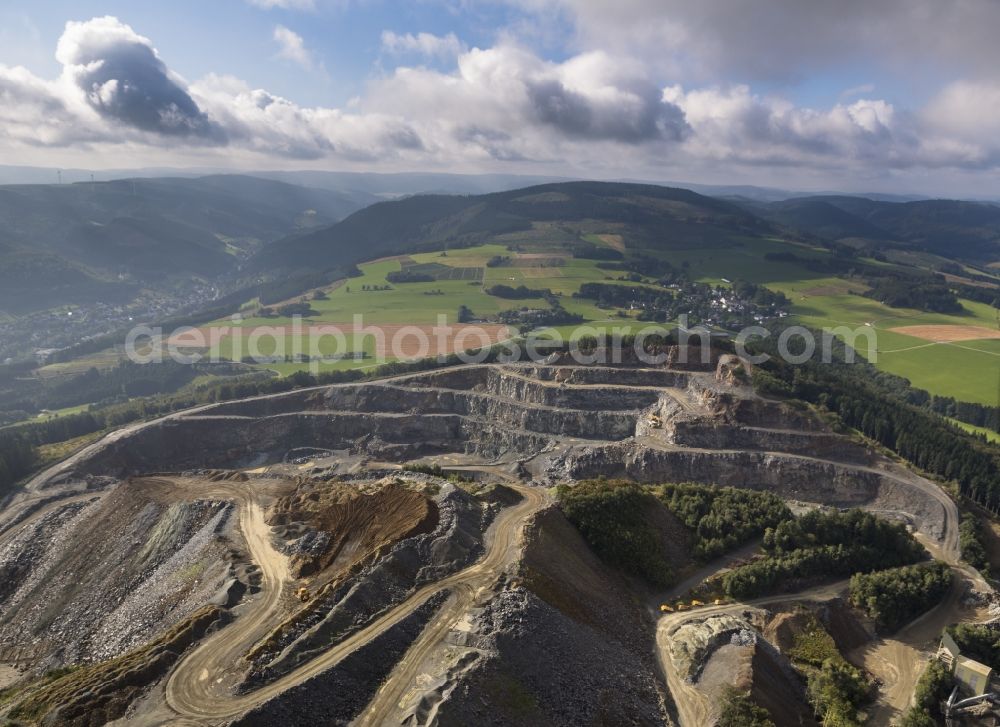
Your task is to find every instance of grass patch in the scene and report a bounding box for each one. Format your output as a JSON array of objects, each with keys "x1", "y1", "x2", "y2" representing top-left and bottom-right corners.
[
  {"x1": 788, "y1": 613, "x2": 843, "y2": 668},
  {"x1": 35, "y1": 430, "x2": 106, "y2": 467}
]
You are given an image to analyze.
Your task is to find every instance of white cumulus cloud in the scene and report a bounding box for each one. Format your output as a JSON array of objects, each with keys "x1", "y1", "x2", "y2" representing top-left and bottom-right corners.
[
  {"x1": 5, "y1": 13, "x2": 1000, "y2": 185},
  {"x1": 380, "y1": 31, "x2": 464, "y2": 60},
  {"x1": 247, "y1": 0, "x2": 316, "y2": 10},
  {"x1": 273, "y1": 25, "x2": 314, "y2": 69}
]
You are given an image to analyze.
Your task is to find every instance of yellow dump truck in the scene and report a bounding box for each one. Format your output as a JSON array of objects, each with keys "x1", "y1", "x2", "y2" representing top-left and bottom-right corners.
[
  {"x1": 295, "y1": 586, "x2": 310, "y2": 602},
  {"x1": 659, "y1": 604, "x2": 674, "y2": 613},
  {"x1": 690, "y1": 600, "x2": 705, "y2": 608}
]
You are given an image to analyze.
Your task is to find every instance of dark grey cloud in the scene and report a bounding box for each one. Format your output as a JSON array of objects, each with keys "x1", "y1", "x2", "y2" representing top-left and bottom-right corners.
[
  {"x1": 57, "y1": 16, "x2": 224, "y2": 141},
  {"x1": 542, "y1": 0, "x2": 1000, "y2": 85},
  {"x1": 525, "y1": 78, "x2": 688, "y2": 143}
]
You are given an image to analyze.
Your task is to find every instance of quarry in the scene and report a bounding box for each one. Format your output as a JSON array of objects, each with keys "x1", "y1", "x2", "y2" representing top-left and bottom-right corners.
[{"x1": 0, "y1": 346, "x2": 978, "y2": 725}]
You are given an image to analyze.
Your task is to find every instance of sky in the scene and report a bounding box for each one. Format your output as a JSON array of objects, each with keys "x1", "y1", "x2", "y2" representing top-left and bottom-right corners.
[{"x1": 1, "y1": 1, "x2": 1000, "y2": 195}]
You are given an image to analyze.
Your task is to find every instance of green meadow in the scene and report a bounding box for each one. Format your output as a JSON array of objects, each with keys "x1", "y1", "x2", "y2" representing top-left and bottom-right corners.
[{"x1": 185, "y1": 237, "x2": 1000, "y2": 405}]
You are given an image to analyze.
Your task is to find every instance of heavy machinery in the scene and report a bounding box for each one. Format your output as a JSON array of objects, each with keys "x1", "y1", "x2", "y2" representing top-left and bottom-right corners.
[
  {"x1": 295, "y1": 586, "x2": 310, "y2": 602},
  {"x1": 659, "y1": 604, "x2": 674, "y2": 613}
]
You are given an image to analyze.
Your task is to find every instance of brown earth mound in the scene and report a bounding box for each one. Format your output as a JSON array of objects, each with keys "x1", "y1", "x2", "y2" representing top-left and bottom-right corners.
[
  {"x1": 764, "y1": 609, "x2": 814, "y2": 653},
  {"x1": 267, "y1": 480, "x2": 438, "y2": 578},
  {"x1": 821, "y1": 599, "x2": 873, "y2": 654}
]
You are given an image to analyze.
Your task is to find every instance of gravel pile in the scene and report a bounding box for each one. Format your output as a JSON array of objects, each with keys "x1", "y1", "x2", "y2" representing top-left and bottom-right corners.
[
  {"x1": 0, "y1": 487, "x2": 235, "y2": 670},
  {"x1": 438, "y1": 588, "x2": 666, "y2": 726}
]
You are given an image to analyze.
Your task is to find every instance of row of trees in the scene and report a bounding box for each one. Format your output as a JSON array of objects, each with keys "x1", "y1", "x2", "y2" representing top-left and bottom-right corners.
[
  {"x1": 722, "y1": 510, "x2": 926, "y2": 599},
  {"x1": 496, "y1": 301, "x2": 584, "y2": 330},
  {"x1": 754, "y1": 350, "x2": 1000, "y2": 515},
  {"x1": 485, "y1": 284, "x2": 551, "y2": 299},
  {"x1": 575, "y1": 282, "x2": 673, "y2": 310},
  {"x1": 657, "y1": 483, "x2": 791, "y2": 561},
  {"x1": 862, "y1": 278, "x2": 963, "y2": 313},
  {"x1": 757, "y1": 349, "x2": 998, "y2": 435},
  {"x1": 258, "y1": 301, "x2": 317, "y2": 317},
  {"x1": 385, "y1": 270, "x2": 434, "y2": 283},
  {"x1": 0, "y1": 431, "x2": 36, "y2": 496},
  {"x1": 928, "y1": 395, "x2": 1000, "y2": 431},
  {"x1": 848, "y1": 561, "x2": 951, "y2": 632},
  {"x1": 1, "y1": 359, "x2": 204, "y2": 416},
  {"x1": 763, "y1": 509, "x2": 923, "y2": 558},
  {"x1": 960, "y1": 513, "x2": 989, "y2": 572},
  {"x1": 572, "y1": 244, "x2": 623, "y2": 261},
  {"x1": 596, "y1": 253, "x2": 677, "y2": 278}
]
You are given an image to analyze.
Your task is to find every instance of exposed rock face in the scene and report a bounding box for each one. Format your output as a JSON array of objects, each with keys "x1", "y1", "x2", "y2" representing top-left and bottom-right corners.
[
  {"x1": 558, "y1": 444, "x2": 947, "y2": 541},
  {"x1": 34, "y1": 362, "x2": 948, "y2": 547},
  {"x1": 696, "y1": 632, "x2": 817, "y2": 727},
  {"x1": 668, "y1": 614, "x2": 755, "y2": 682},
  {"x1": 0, "y1": 359, "x2": 958, "y2": 726}
]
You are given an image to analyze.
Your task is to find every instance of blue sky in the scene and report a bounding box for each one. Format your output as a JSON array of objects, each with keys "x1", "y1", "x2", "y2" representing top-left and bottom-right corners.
[
  {"x1": 0, "y1": 2, "x2": 533, "y2": 106},
  {"x1": 1, "y1": 1, "x2": 999, "y2": 195}
]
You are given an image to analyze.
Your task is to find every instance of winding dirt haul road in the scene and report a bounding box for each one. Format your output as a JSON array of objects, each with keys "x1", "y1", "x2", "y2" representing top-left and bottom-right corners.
[{"x1": 164, "y1": 483, "x2": 548, "y2": 724}]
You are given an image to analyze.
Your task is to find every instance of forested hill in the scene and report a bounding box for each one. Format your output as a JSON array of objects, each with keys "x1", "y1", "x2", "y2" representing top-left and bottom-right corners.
[
  {"x1": 0, "y1": 175, "x2": 368, "y2": 314},
  {"x1": 755, "y1": 195, "x2": 1000, "y2": 262},
  {"x1": 244, "y1": 181, "x2": 782, "y2": 277}
]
